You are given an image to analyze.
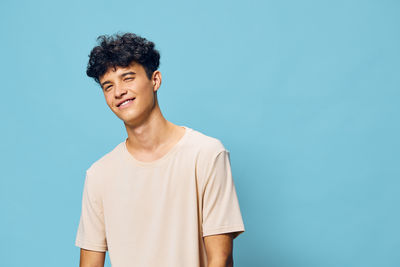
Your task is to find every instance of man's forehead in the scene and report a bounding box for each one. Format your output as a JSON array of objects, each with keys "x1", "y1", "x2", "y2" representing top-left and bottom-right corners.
[
  {"x1": 100, "y1": 62, "x2": 140, "y2": 81},
  {"x1": 109, "y1": 62, "x2": 138, "y2": 73}
]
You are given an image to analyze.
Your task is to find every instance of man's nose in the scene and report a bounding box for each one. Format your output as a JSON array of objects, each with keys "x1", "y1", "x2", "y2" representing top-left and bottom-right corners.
[{"x1": 114, "y1": 82, "x2": 127, "y2": 97}]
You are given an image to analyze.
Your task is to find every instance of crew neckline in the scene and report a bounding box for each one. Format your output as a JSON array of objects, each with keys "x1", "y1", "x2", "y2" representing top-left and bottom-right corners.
[{"x1": 122, "y1": 125, "x2": 192, "y2": 167}]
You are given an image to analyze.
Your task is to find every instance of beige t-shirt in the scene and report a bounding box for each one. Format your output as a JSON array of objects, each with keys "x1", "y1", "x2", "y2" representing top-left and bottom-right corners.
[{"x1": 75, "y1": 125, "x2": 245, "y2": 267}]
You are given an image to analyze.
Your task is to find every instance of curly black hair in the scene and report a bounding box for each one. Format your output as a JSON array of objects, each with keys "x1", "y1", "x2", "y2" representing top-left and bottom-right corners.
[{"x1": 86, "y1": 32, "x2": 160, "y2": 84}]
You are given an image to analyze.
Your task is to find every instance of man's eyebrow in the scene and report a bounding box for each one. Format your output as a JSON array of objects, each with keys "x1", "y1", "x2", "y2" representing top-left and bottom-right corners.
[
  {"x1": 121, "y1": 71, "x2": 136, "y2": 77},
  {"x1": 101, "y1": 80, "x2": 111, "y2": 88},
  {"x1": 100, "y1": 71, "x2": 136, "y2": 88}
]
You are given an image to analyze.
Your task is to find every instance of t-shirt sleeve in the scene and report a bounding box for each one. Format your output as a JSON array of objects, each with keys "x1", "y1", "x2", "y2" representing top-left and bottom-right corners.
[
  {"x1": 75, "y1": 170, "x2": 108, "y2": 251},
  {"x1": 202, "y1": 149, "x2": 245, "y2": 239}
]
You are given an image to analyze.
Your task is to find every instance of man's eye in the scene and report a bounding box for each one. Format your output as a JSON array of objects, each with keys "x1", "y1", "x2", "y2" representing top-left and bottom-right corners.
[
  {"x1": 105, "y1": 85, "x2": 112, "y2": 90},
  {"x1": 125, "y1": 77, "x2": 134, "y2": 81}
]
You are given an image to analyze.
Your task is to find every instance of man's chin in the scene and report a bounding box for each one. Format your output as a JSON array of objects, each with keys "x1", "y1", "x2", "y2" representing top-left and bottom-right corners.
[
  {"x1": 120, "y1": 115, "x2": 141, "y2": 126},
  {"x1": 114, "y1": 110, "x2": 135, "y2": 121},
  {"x1": 115, "y1": 110, "x2": 147, "y2": 126}
]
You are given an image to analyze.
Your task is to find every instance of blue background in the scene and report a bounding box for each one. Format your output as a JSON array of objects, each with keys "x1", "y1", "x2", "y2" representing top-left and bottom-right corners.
[{"x1": 1, "y1": 0, "x2": 399, "y2": 266}]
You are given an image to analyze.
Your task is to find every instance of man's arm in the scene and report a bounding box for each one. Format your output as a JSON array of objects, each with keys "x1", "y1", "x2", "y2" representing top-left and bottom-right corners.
[
  {"x1": 204, "y1": 233, "x2": 235, "y2": 267},
  {"x1": 79, "y1": 248, "x2": 105, "y2": 267}
]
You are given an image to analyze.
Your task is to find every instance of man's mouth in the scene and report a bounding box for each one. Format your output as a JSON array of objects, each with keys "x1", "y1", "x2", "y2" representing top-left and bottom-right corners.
[{"x1": 117, "y1": 98, "x2": 135, "y2": 108}]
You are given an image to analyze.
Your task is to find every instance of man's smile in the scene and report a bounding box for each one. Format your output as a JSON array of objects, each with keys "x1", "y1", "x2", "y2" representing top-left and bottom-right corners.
[{"x1": 117, "y1": 97, "x2": 136, "y2": 109}]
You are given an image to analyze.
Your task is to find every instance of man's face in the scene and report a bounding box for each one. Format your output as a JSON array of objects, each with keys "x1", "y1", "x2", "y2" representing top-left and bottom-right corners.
[{"x1": 99, "y1": 62, "x2": 160, "y2": 125}]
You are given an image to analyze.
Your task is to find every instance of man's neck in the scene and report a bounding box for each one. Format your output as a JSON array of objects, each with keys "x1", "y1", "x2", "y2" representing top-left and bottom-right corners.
[{"x1": 123, "y1": 109, "x2": 184, "y2": 159}]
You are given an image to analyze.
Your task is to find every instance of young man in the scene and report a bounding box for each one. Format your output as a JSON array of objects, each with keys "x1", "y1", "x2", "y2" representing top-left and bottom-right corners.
[{"x1": 75, "y1": 32, "x2": 245, "y2": 267}]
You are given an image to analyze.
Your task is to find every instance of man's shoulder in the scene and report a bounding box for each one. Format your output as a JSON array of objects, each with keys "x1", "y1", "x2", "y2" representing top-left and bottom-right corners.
[
  {"x1": 188, "y1": 127, "x2": 228, "y2": 156},
  {"x1": 86, "y1": 141, "x2": 125, "y2": 175},
  {"x1": 187, "y1": 128, "x2": 230, "y2": 182}
]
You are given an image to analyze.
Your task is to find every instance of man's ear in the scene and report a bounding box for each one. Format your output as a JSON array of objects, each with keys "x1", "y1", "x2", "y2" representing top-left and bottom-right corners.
[{"x1": 152, "y1": 70, "x2": 162, "y2": 92}]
